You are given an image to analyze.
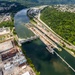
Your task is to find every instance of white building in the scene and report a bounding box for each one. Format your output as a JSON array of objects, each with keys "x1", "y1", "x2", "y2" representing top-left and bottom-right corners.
[{"x1": 22, "y1": 71, "x2": 30, "y2": 75}]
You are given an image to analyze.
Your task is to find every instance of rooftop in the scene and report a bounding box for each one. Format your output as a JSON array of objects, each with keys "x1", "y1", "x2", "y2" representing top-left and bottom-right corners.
[{"x1": 0, "y1": 40, "x2": 13, "y2": 53}]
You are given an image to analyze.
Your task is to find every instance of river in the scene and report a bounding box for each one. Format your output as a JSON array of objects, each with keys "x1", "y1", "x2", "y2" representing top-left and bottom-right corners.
[{"x1": 14, "y1": 8, "x2": 75, "y2": 75}]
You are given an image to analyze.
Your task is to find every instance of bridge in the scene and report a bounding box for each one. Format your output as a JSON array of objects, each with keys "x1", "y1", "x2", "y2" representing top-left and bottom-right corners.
[{"x1": 18, "y1": 35, "x2": 38, "y2": 45}]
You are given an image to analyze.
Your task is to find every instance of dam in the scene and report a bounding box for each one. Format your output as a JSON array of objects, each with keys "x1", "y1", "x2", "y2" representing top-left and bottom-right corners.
[{"x1": 14, "y1": 8, "x2": 75, "y2": 75}]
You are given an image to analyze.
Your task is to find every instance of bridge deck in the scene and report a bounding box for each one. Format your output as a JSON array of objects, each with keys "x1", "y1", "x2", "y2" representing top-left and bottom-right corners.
[{"x1": 19, "y1": 35, "x2": 38, "y2": 44}]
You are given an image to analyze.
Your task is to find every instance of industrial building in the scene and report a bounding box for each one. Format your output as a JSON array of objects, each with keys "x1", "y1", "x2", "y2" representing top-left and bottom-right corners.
[{"x1": 0, "y1": 40, "x2": 27, "y2": 75}]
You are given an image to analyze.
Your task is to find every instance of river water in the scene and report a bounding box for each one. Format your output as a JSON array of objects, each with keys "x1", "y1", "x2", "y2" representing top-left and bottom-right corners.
[
  {"x1": 14, "y1": 9, "x2": 75, "y2": 75},
  {"x1": 14, "y1": 9, "x2": 34, "y2": 39}
]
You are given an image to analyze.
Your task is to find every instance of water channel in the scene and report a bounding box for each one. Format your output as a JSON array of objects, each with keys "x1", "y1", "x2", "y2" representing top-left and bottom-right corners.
[{"x1": 14, "y1": 8, "x2": 75, "y2": 75}]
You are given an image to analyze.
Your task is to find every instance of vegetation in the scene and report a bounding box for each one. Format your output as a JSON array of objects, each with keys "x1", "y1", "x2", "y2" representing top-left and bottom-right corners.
[
  {"x1": 0, "y1": 0, "x2": 38, "y2": 8},
  {"x1": 0, "y1": 1, "x2": 26, "y2": 16},
  {"x1": 41, "y1": 7, "x2": 75, "y2": 45},
  {"x1": 0, "y1": 15, "x2": 17, "y2": 34},
  {"x1": 1, "y1": 0, "x2": 75, "y2": 5},
  {"x1": 0, "y1": 19, "x2": 14, "y2": 28},
  {"x1": 0, "y1": 21, "x2": 13, "y2": 28}
]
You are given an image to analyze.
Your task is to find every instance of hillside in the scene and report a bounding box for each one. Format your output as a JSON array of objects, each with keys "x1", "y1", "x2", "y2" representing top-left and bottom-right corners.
[
  {"x1": 40, "y1": 7, "x2": 75, "y2": 45},
  {"x1": 0, "y1": 0, "x2": 39, "y2": 7},
  {"x1": 0, "y1": 0, "x2": 75, "y2": 6},
  {"x1": 0, "y1": 1, "x2": 26, "y2": 14}
]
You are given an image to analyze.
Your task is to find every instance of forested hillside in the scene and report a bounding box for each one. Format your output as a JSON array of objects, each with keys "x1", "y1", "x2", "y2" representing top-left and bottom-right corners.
[
  {"x1": 0, "y1": 0, "x2": 75, "y2": 6},
  {"x1": 0, "y1": 1, "x2": 26, "y2": 15},
  {"x1": 0, "y1": 0, "x2": 39, "y2": 7},
  {"x1": 41, "y1": 7, "x2": 75, "y2": 45}
]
